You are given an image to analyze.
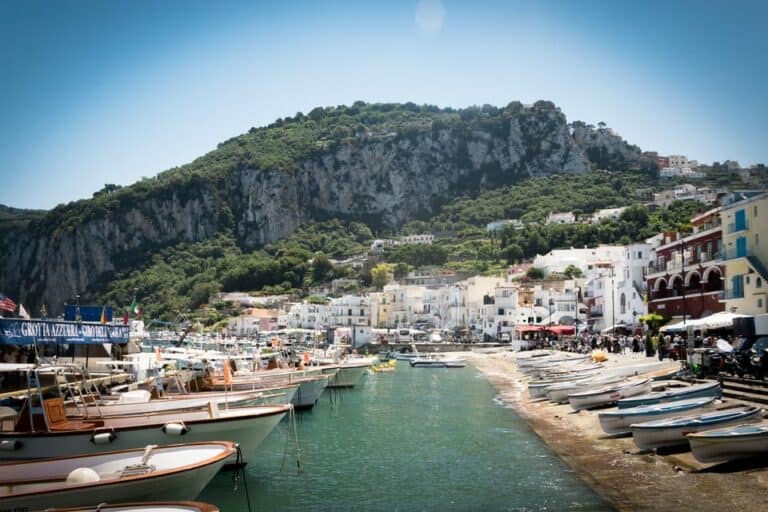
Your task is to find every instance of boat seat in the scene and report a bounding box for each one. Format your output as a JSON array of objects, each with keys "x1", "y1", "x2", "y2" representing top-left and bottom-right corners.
[{"x1": 44, "y1": 398, "x2": 103, "y2": 431}]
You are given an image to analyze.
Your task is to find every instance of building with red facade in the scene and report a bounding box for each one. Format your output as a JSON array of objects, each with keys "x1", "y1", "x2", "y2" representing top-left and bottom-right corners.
[{"x1": 646, "y1": 208, "x2": 725, "y2": 320}]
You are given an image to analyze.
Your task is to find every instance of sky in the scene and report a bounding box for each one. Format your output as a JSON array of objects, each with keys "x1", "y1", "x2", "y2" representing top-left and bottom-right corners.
[{"x1": 1, "y1": 0, "x2": 767, "y2": 210}]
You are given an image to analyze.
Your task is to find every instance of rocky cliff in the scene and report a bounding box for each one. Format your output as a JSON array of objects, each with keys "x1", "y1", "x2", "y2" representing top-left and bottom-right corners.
[{"x1": 0, "y1": 101, "x2": 640, "y2": 313}]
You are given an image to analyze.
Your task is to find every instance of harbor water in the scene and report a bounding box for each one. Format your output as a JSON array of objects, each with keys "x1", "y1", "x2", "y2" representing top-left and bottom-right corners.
[{"x1": 199, "y1": 362, "x2": 609, "y2": 511}]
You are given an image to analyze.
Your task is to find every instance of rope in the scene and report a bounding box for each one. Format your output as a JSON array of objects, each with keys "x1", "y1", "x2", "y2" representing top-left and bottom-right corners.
[
  {"x1": 291, "y1": 405, "x2": 302, "y2": 470},
  {"x1": 232, "y1": 444, "x2": 253, "y2": 512}
]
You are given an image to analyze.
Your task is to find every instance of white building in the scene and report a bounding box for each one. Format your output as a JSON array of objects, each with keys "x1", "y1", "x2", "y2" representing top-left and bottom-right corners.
[
  {"x1": 370, "y1": 239, "x2": 397, "y2": 252},
  {"x1": 668, "y1": 155, "x2": 689, "y2": 168},
  {"x1": 330, "y1": 295, "x2": 370, "y2": 327},
  {"x1": 592, "y1": 207, "x2": 627, "y2": 223},
  {"x1": 546, "y1": 211, "x2": 576, "y2": 225},
  {"x1": 400, "y1": 234, "x2": 434, "y2": 245},
  {"x1": 284, "y1": 301, "x2": 331, "y2": 330}
]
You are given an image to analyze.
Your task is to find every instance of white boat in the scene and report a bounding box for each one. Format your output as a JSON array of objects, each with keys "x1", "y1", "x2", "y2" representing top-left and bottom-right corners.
[
  {"x1": 0, "y1": 397, "x2": 290, "y2": 461},
  {"x1": 547, "y1": 374, "x2": 626, "y2": 404},
  {"x1": 568, "y1": 378, "x2": 652, "y2": 411},
  {"x1": 48, "y1": 503, "x2": 218, "y2": 512},
  {"x1": 630, "y1": 406, "x2": 763, "y2": 450},
  {"x1": 65, "y1": 386, "x2": 297, "y2": 418},
  {"x1": 444, "y1": 360, "x2": 466, "y2": 368},
  {"x1": 323, "y1": 360, "x2": 372, "y2": 387},
  {"x1": 0, "y1": 442, "x2": 234, "y2": 510},
  {"x1": 206, "y1": 372, "x2": 330, "y2": 410},
  {"x1": 688, "y1": 421, "x2": 768, "y2": 463},
  {"x1": 410, "y1": 358, "x2": 446, "y2": 368},
  {"x1": 617, "y1": 381, "x2": 721, "y2": 409},
  {"x1": 598, "y1": 397, "x2": 716, "y2": 435}
]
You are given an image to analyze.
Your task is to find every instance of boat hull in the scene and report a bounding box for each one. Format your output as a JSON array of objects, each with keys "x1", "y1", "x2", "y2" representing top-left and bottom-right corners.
[
  {"x1": 0, "y1": 443, "x2": 232, "y2": 510},
  {"x1": 569, "y1": 380, "x2": 652, "y2": 411},
  {"x1": 598, "y1": 397, "x2": 715, "y2": 435},
  {"x1": 688, "y1": 422, "x2": 768, "y2": 463},
  {"x1": 630, "y1": 407, "x2": 763, "y2": 450},
  {"x1": 291, "y1": 375, "x2": 329, "y2": 409},
  {"x1": 0, "y1": 406, "x2": 288, "y2": 461},
  {"x1": 617, "y1": 382, "x2": 721, "y2": 409},
  {"x1": 325, "y1": 364, "x2": 368, "y2": 388}
]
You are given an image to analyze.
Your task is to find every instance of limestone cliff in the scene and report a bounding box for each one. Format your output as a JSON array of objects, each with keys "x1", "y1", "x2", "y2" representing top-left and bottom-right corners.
[{"x1": 0, "y1": 101, "x2": 640, "y2": 312}]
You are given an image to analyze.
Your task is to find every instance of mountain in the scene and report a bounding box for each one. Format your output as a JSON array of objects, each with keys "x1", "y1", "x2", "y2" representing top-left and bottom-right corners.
[{"x1": 0, "y1": 100, "x2": 642, "y2": 313}]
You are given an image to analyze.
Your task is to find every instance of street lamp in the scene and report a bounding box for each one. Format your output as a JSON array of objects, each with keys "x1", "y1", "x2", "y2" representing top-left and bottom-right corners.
[
  {"x1": 548, "y1": 289, "x2": 554, "y2": 327},
  {"x1": 574, "y1": 286, "x2": 580, "y2": 328},
  {"x1": 610, "y1": 266, "x2": 616, "y2": 337}
]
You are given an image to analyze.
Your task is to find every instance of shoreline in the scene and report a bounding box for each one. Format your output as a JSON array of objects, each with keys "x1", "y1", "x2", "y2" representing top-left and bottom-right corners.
[{"x1": 468, "y1": 352, "x2": 768, "y2": 512}]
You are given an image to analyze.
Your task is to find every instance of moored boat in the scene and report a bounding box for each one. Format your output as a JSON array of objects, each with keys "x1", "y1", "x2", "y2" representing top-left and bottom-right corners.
[
  {"x1": 568, "y1": 378, "x2": 652, "y2": 411},
  {"x1": 687, "y1": 421, "x2": 768, "y2": 463},
  {"x1": 324, "y1": 360, "x2": 372, "y2": 387},
  {"x1": 0, "y1": 442, "x2": 234, "y2": 510},
  {"x1": 630, "y1": 406, "x2": 763, "y2": 450},
  {"x1": 617, "y1": 381, "x2": 721, "y2": 409},
  {"x1": 47, "y1": 503, "x2": 219, "y2": 512},
  {"x1": 0, "y1": 397, "x2": 289, "y2": 461},
  {"x1": 547, "y1": 374, "x2": 626, "y2": 404},
  {"x1": 598, "y1": 396, "x2": 716, "y2": 435}
]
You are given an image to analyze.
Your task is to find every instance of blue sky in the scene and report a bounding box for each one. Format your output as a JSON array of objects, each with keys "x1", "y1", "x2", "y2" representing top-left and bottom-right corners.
[{"x1": 1, "y1": 0, "x2": 766, "y2": 209}]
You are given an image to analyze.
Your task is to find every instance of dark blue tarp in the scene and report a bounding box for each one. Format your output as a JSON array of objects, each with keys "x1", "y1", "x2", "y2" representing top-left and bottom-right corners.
[
  {"x1": 64, "y1": 305, "x2": 113, "y2": 322},
  {"x1": 0, "y1": 319, "x2": 129, "y2": 345}
]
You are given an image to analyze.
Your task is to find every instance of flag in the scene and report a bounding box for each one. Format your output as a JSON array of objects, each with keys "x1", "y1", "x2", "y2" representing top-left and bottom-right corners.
[
  {"x1": 100, "y1": 306, "x2": 107, "y2": 324},
  {"x1": 130, "y1": 297, "x2": 142, "y2": 316},
  {"x1": 223, "y1": 358, "x2": 232, "y2": 386},
  {"x1": 18, "y1": 304, "x2": 31, "y2": 320},
  {"x1": 0, "y1": 293, "x2": 17, "y2": 314}
]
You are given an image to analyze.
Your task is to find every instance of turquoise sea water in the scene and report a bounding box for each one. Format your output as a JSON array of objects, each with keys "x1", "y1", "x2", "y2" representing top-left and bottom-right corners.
[{"x1": 199, "y1": 363, "x2": 610, "y2": 511}]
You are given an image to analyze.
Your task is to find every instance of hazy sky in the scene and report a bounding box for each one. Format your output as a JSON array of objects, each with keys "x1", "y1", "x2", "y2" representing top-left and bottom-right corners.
[{"x1": 1, "y1": 0, "x2": 766, "y2": 209}]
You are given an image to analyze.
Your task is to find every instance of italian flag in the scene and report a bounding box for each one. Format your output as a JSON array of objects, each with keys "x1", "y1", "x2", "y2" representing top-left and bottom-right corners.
[{"x1": 129, "y1": 298, "x2": 142, "y2": 317}]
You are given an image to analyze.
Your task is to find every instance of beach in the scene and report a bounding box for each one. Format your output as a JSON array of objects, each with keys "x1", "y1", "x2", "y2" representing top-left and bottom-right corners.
[{"x1": 468, "y1": 352, "x2": 768, "y2": 512}]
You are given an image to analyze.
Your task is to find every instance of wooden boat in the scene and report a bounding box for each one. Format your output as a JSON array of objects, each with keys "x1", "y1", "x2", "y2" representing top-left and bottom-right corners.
[
  {"x1": 0, "y1": 397, "x2": 289, "y2": 461},
  {"x1": 568, "y1": 378, "x2": 652, "y2": 411},
  {"x1": 617, "y1": 381, "x2": 721, "y2": 409},
  {"x1": 47, "y1": 503, "x2": 218, "y2": 512},
  {"x1": 630, "y1": 406, "x2": 763, "y2": 450},
  {"x1": 688, "y1": 421, "x2": 768, "y2": 463},
  {"x1": 598, "y1": 397, "x2": 716, "y2": 435},
  {"x1": 0, "y1": 442, "x2": 234, "y2": 510}
]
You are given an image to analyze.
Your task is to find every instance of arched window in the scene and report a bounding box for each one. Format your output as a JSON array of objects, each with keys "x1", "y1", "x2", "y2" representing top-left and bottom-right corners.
[{"x1": 620, "y1": 293, "x2": 626, "y2": 315}]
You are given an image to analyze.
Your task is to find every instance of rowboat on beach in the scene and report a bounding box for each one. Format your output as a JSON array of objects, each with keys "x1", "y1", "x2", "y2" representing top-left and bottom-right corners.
[
  {"x1": 547, "y1": 374, "x2": 627, "y2": 404},
  {"x1": 0, "y1": 442, "x2": 234, "y2": 510},
  {"x1": 598, "y1": 396, "x2": 716, "y2": 435},
  {"x1": 630, "y1": 406, "x2": 763, "y2": 450},
  {"x1": 687, "y1": 421, "x2": 768, "y2": 463},
  {"x1": 568, "y1": 378, "x2": 652, "y2": 411},
  {"x1": 616, "y1": 381, "x2": 721, "y2": 409}
]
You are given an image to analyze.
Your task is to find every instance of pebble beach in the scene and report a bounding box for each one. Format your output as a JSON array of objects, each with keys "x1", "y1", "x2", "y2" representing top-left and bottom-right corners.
[{"x1": 468, "y1": 352, "x2": 768, "y2": 512}]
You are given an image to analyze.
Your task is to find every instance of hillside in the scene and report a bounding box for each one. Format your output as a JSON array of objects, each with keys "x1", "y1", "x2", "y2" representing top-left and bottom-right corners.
[{"x1": 0, "y1": 100, "x2": 646, "y2": 314}]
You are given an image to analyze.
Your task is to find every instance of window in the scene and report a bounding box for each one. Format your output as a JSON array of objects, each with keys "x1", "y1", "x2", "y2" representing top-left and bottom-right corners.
[
  {"x1": 620, "y1": 293, "x2": 626, "y2": 314},
  {"x1": 757, "y1": 278, "x2": 763, "y2": 289},
  {"x1": 746, "y1": 276, "x2": 751, "y2": 285},
  {"x1": 754, "y1": 206, "x2": 758, "y2": 217},
  {"x1": 756, "y1": 233, "x2": 760, "y2": 247},
  {"x1": 759, "y1": 298, "x2": 764, "y2": 309},
  {"x1": 732, "y1": 275, "x2": 744, "y2": 299},
  {"x1": 498, "y1": 308, "x2": 504, "y2": 315}
]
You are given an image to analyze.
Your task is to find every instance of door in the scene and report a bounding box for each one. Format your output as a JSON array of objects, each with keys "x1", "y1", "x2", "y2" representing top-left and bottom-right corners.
[{"x1": 736, "y1": 236, "x2": 747, "y2": 258}]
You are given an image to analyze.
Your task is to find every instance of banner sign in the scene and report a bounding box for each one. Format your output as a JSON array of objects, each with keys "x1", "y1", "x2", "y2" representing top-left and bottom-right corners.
[
  {"x1": 64, "y1": 305, "x2": 112, "y2": 322},
  {"x1": 0, "y1": 319, "x2": 130, "y2": 345}
]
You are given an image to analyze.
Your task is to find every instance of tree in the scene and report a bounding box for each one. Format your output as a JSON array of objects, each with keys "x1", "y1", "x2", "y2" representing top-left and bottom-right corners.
[
  {"x1": 564, "y1": 264, "x2": 583, "y2": 279},
  {"x1": 311, "y1": 252, "x2": 333, "y2": 283},
  {"x1": 526, "y1": 267, "x2": 545, "y2": 280},
  {"x1": 371, "y1": 264, "x2": 390, "y2": 290},
  {"x1": 502, "y1": 244, "x2": 523, "y2": 264}
]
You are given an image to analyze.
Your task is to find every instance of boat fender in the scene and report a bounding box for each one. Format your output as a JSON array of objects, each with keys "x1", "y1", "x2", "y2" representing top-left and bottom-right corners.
[
  {"x1": 0, "y1": 440, "x2": 21, "y2": 451},
  {"x1": 162, "y1": 422, "x2": 189, "y2": 435},
  {"x1": 90, "y1": 432, "x2": 117, "y2": 444},
  {"x1": 66, "y1": 467, "x2": 100, "y2": 484}
]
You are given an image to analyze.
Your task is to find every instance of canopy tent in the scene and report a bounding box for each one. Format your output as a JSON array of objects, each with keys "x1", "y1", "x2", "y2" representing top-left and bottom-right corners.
[
  {"x1": 515, "y1": 325, "x2": 545, "y2": 333},
  {"x1": 659, "y1": 311, "x2": 751, "y2": 333},
  {"x1": 700, "y1": 311, "x2": 750, "y2": 329},
  {"x1": 545, "y1": 325, "x2": 575, "y2": 336}
]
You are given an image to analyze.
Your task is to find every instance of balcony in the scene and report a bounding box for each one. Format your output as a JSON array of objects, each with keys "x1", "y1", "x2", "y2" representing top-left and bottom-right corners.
[
  {"x1": 727, "y1": 221, "x2": 749, "y2": 234},
  {"x1": 722, "y1": 248, "x2": 755, "y2": 261}
]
